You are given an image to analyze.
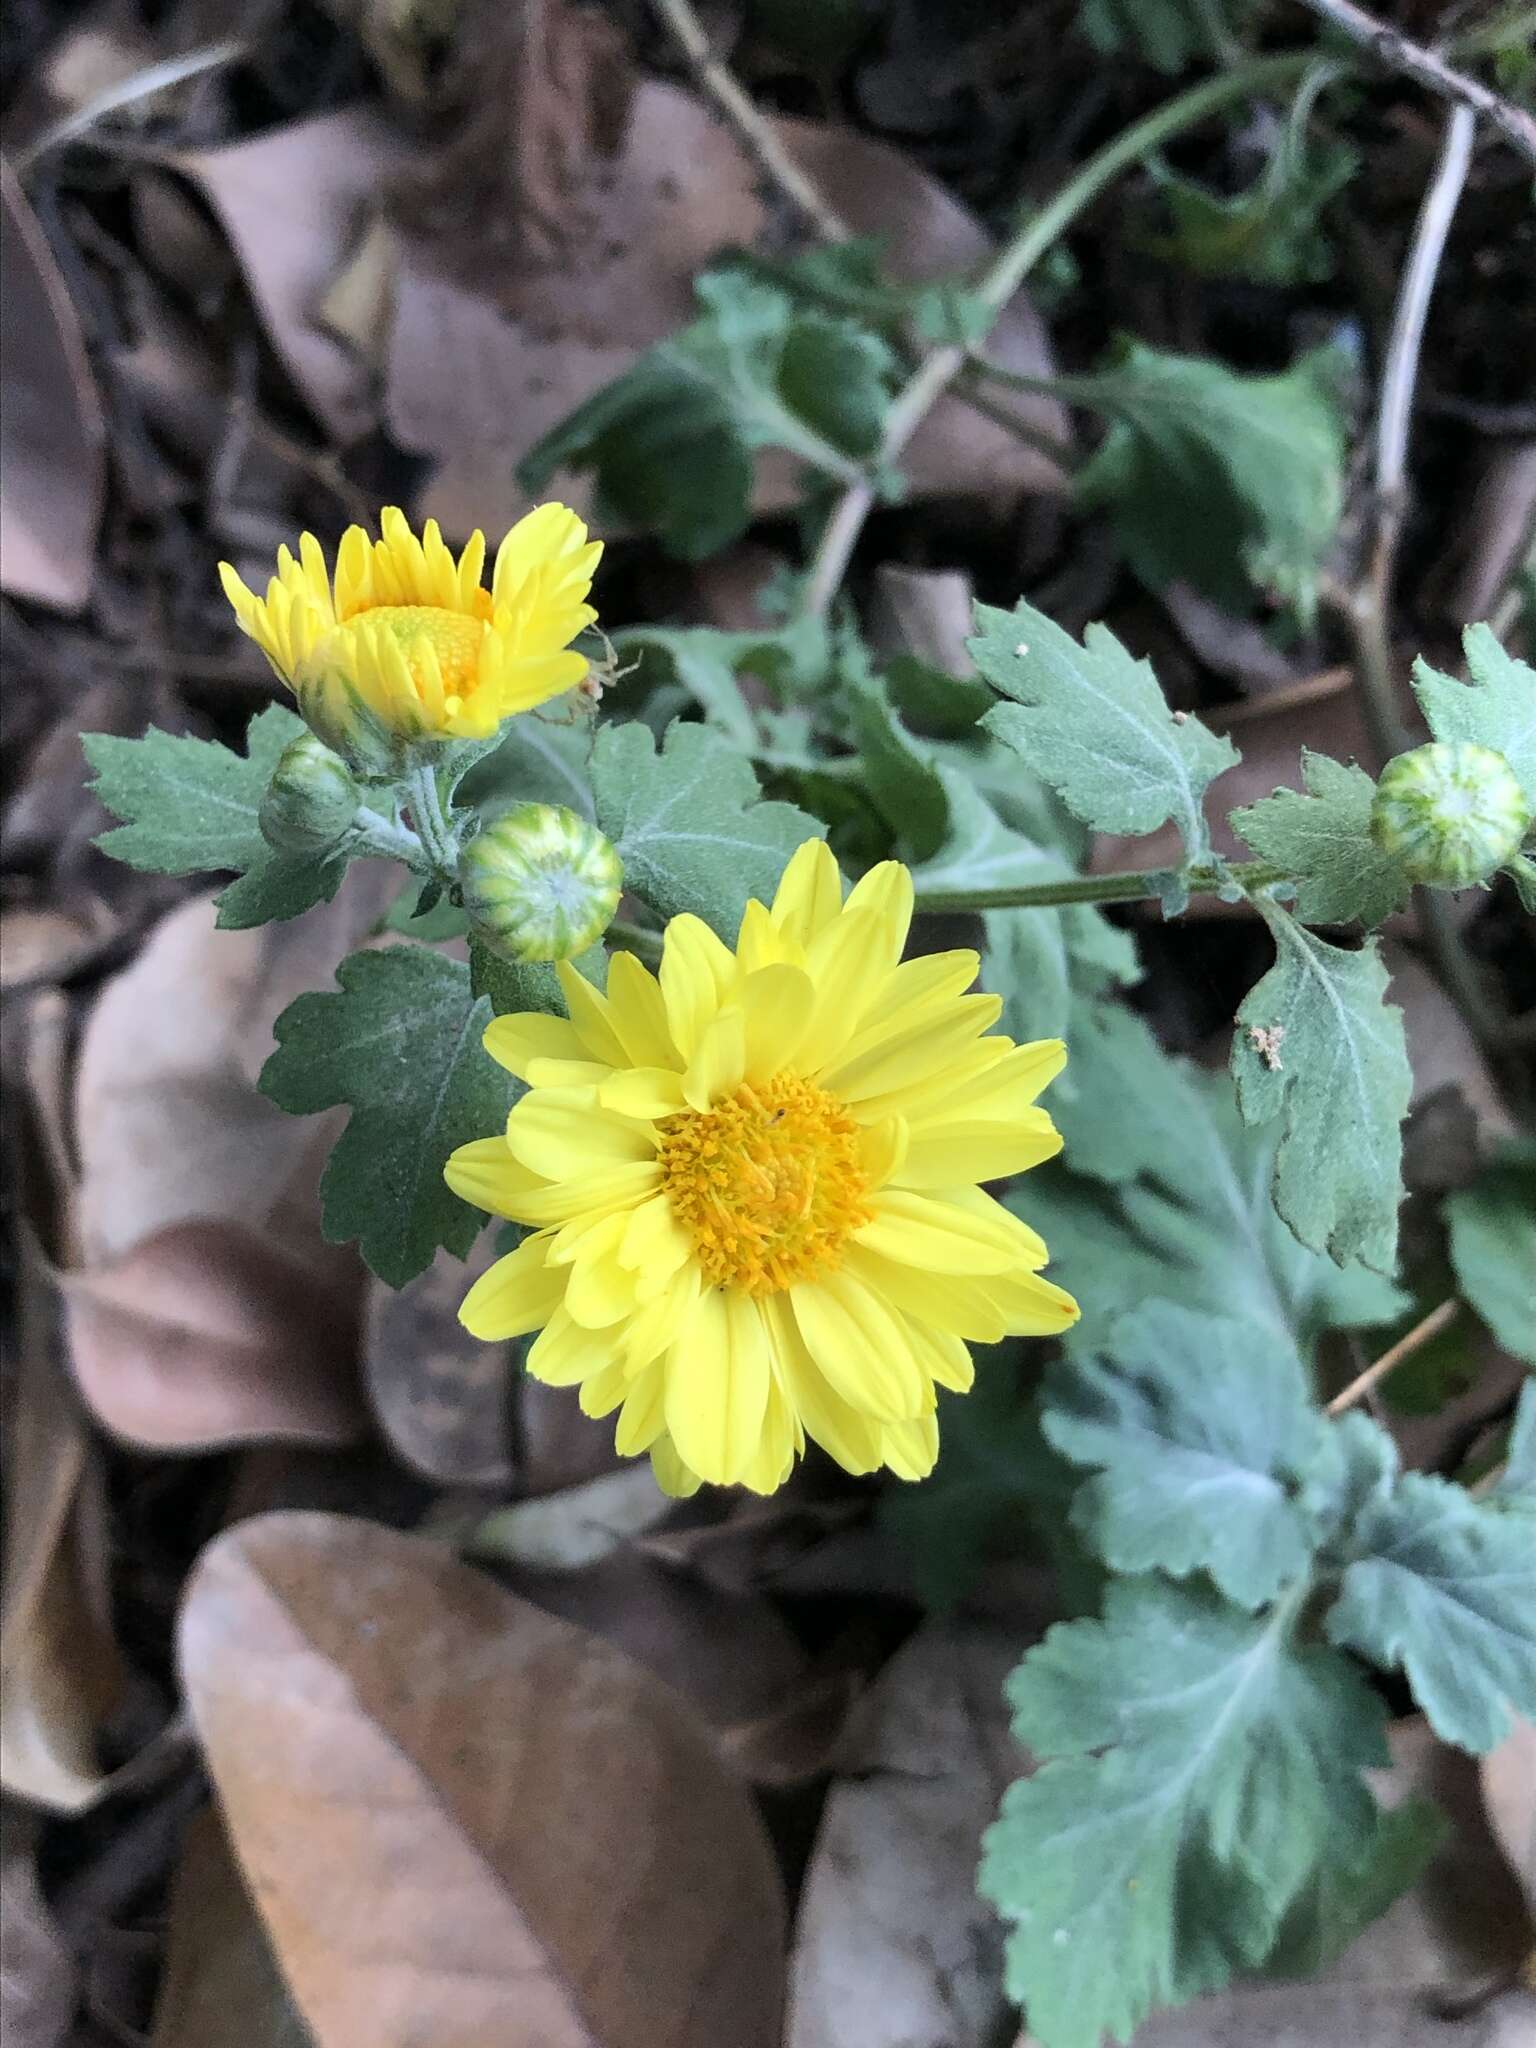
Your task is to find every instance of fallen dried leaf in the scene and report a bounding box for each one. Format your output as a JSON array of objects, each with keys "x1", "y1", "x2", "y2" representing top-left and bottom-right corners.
[
  {"x1": 62, "y1": 1222, "x2": 363, "y2": 1452},
  {"x1": 785, "y1": 1616, "x2": 1029, "y2": 2048},
  {"x1": 0, "y1": 1815, "x2": 78, "y2": 2048},
  {"x1": 1481, "y1": 1719, "x2": 1535, "y2": 1915},
  {"x1": 179, "y1": 1511, "x2": 786, "y2": 2048},
  {"x1": 387, "y1": 79, "x2": 1067, "y2": 540},
  {"x1": 363, "y1": 1237, "x2": 514, "y2": 1489},
  {"x1": 150, "y1": 1807, "x2": 312, "y2": 2048},
  {"x1": 470, "y1": 1466, "x2": 672, "y2": 1571},
  {"x1": 0, "y1": 159, "x2": 106, "y2": 610},
  {"x1": 175, "y1": 114, "x2": 403, "y2": 442}
]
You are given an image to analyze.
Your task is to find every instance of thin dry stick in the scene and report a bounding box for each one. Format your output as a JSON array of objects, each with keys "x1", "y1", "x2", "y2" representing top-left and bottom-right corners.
[
  {"x1": 14, "y1": 38, "x2": 250, "y2": 174},
  {"x1": 650, "y1": 0, "x2": 850, "y2": 242},
  {"x1": 1291, "y1": 0, "x2": 1536, "y2": 166},
  {"x1": 1327, "y1": 1298, "x2": 1461, "y2": 1414}
]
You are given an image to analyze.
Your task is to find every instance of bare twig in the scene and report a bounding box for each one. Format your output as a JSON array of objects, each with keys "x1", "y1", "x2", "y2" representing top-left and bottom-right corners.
[
  {"x1": 650, "y1": 0, "x2": 850, "y2": 242},
  {"x1": 14, "y1": 38, "x2": 250, "y2": 174},
  {"x1": 1291, "y1": 0, "x2": 1536, "y2": 166},
  {"x1": 1327, "y1": 1299, "x2": 1461, "y2": 1413}
]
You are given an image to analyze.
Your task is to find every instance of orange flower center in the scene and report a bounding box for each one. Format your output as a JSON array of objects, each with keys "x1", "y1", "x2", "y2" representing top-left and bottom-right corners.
[
  {"x1": 361, "y1": 604, "x2": 487, "y2": 697},
  {"x1": 658, "y1": 1076, "x2": 872, "y2": 1295}
]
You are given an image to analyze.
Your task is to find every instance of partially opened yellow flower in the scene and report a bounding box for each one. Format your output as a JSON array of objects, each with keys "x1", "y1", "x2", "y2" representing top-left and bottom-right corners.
[
  {"x1": 219, "y1": 504, "x2": 601, "y2": 766},
  {"x1": 446, "y1": 838, "x2": 1078, "y2": 1497}
]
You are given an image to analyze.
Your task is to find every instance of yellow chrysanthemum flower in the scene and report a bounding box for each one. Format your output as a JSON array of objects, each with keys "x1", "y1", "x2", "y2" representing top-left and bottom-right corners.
[
  {"x1": 445, "y1": 839, "x2": 1079, "y2": 1497},
  {"x1": 219, "y1": 503, "x2": 601, "y2": 764}
]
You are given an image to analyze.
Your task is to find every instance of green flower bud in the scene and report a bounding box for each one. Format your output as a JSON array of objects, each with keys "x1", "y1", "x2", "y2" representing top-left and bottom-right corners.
[
  {"x1": 459, "y1": 803, "x2": 623, "y2": 961},
  {"x1": 1370, "y1": 741, "x2": 1529, "y2": 888},
  {"x1": 259, "y1": 733, "x2": 361, "y2": 854}
]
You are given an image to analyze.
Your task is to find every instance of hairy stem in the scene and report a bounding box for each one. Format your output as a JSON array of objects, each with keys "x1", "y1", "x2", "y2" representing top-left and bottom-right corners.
[
  {"x1": 914, "y1": 861, "x2": 1293, "y2": 915},
  {"x1": 799, "y1": 53, "x2": 1313, "y2": 619},
  {"x1": 353, "y1": 808, "x2": 426, "y2": 868},
  {"x1": 403, "y1": 762, "x2": 460, "y2": 877},
  {"x1": 607, "y1": 916, "x2": 664, "y2": 965}
]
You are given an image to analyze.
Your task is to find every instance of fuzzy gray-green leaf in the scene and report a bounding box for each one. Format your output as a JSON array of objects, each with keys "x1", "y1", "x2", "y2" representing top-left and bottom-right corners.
[{"x1": 1233, "y1": 750, "x2": 1411, "y2": 927}]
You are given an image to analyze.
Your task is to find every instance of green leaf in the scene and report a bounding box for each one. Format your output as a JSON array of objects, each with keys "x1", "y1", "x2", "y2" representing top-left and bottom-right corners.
[
  {"x1": 972, "y1": 599, "x2": 1238, "y2": 862},
  {"x1": 1411, "y1": 624, "x2": 1536, "y2": 807},
  {"x1": 1075, "y1": 0, "x2": 1256, "y2": 72},
  {"x1": 844, "y1": 668, "x2": 950, "y2": 861},
  {"x1": 519, "y1": 270, "x2": 896, "y2": 561},
  {"x1": 1140, "y1": 137, "x2": 1355, "y2": 287},
  {"x1": 1445, "y1": 1148, "x2": 1536, "y2": 1364},
  {"x1": 259, "y1": 946, "x2": 515, "y2": 1287},
  {"x1": 884, "y1": 653, "x2": 994, "y2": 737},
  {"x1": 591, "y1": 718, "x2": 823, "y2": 939},
  {"x1": 1067, "y1": 341, "x2": 1348, "y2": 618},
  {"x1": 1043, "y1": 1304, "x2": 1326, "y2": 1607},
  {"x1": 1489, "y1": 1380, "x2": 1536, "y2": 1512},
  {"x1": 980, "y1": 1580, "x2": 1398, "y2": 2048},
  {"x1": 1233, "y1": 750, "x2": 1411, "y2": 928},
  {"x1": 1232, "y1": 906, "x2": 1411, "y2": 1272},
  {"x1": 455, "y1": 713, "x2": 595, "y2": 819},
  {"x1": 84, "y1": 705, "x2": 350, "y2": 928},
  {"x1": 1022, "y1": 1045, "x2": 1407, "y2": 1352},
  {"x1": 468, "y1": 934, "x2": 608, "y2": 1018},
  {"x1": 1326, "y1": 1468, "x2": 1536, "y2": 1752}
]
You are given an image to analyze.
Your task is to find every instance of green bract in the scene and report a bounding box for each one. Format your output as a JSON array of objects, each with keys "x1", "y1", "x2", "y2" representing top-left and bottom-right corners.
[
  {"x1": 258, "y1": 733, "x2": 361, "y2": 856},
  {"x1": 458, "y1": 803, "x2": 623, "y2": 963},
  {"x1": 1369, "y1": 739, "x2": 1529, "y2": 887}
]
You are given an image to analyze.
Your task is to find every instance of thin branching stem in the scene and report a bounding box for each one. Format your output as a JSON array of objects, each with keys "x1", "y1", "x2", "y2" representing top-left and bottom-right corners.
[
  {"x1": 914, "y1": 861, "x2": 1294, "y2": 915},
  {"x1": 799, "y1": 53, "x2": 1313, "y2": 620}
]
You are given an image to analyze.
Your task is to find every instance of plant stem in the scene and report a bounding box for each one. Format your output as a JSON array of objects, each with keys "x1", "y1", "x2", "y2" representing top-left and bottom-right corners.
[
  {"x1": 15, "y1": 38, "x2": 250, "y2": 173},
  {"x1": 607, "y1": 917, "x2": 664, "y2": 965},
  {"x1": 914, "y1": 860, "x2": 1293, "y2": 915},
  {"x1": 1291, "y1": 0, "x2": 1536, "y2": 166},
  {"x1": 1326, "y1": 1298, "x2": 1460, "y2": 1414},
  {"x1": 799, "y1": 52, "x2": 1313, "y2": 620},
  {"x1": 403, "y1": 762, "x2": 459, "y2": 878},
  {"x1": 650, "y1": 0, "x2": 850, "y2": 241},
  {"x1": 354, "y1": 808, "x2": 426, "y2": 867}
]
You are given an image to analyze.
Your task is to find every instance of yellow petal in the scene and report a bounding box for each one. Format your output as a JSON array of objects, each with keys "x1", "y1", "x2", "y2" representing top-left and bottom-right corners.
[
  {"x1": 614, "y1": 1366, "x2": 667, "y2": 1454},
  {"x1": 555, "y1": 959, "x2": 629, "y2": 1067},
  {"x1": 817, "y1": 995, "x2": 1003, "y2": 1106},
  {"x1": 683, "y1": 1005, "x2": 746, "y2": 1111},
  {"x1": 619, "y1": 1194, "x2": 693, "y2": 1283},
  {"x1": 840, "y1": 860, "x2": 913, "y2": 962},
  {"x1": 563, "y1": 1213, "x2": 640, "y2": 1329},
  {"x1": 505, "y1": 1092, "x2": 655, "y2": 1180},
  {"x1": 739, "y1": 963, "x2": 815, "y2": 1078},
  {"x1": 854, "y1": 1189, "x2": 1019, "y2": 1274},
  {"x1": 840, "y1": 1245, "x2": 1009, "y2": 1342},
  {"x1": 483, "y1": 1011, "x2": 587, "y2": 1078},
  {"x1": 457, "y1": 1234, "x2": 564, "y2": 1340},
  {"x1": 659, "y1": 914, "x2": 736, "y2": 1061},
  {"x1": 599, "y1": 1067, "x2": 688, "y2": 1120},
  {"x1": 605, "y1": 950, "x2": 680, "y2": 1068},
  {"x1": 664, "y1": 1287, "x2": 770, "y2": 1486},
  {"x1": 790, "y1": 1274, "x2": 926, "y2": 1421},
  {"x1": 763, "y1": 1295, "x2": 882, "y2": 1475},
  {"x1": 881, "y1": 1410, "x2": 939, "y2": 1481},
  {"x1": 982, "y1": 1265, "x2": 1081, "y2": 1337},
  {"x1": 770, "y1": 838, "x2": 841, "y2": 945},
  {"x1": 443, "y1": 1137, "x2": 540, "y2": 1220},
  {"x1": 896, "y1": 1110, "x2": 1063, "y2": 1190},
  {"x1": 524, "y1": 1305, "x2": 603, "y2": 1386},
  {"x1": 650, "y1": 1435, "x2": 703, "y2": 1498}
]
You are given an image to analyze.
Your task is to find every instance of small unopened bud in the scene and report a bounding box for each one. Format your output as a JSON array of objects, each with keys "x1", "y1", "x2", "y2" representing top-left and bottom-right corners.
[
  {"x1": 459, "y1": 803, "x2": 623, "y2": 961},
  {"x1": 1370, "y1": 741, "x2": 1529, "y2": 888},
  {"x1": 259, "y1": 733, "x2": 361, "y2": 854}
]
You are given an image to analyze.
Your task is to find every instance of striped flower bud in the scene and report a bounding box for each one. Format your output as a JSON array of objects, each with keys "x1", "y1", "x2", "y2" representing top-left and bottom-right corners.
[
  {"x1": 459, "y1": 804, "x2": 623, "y2": 961},
  {"x1": 259, "y1": 733, "x2": 361, "y2": 855},
  {"x1": 1370, "y1": 741, "x2": 1529, "y2": 888}
]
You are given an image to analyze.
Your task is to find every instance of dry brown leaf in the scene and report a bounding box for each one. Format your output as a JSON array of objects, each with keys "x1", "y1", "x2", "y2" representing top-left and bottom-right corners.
[
  {"x1": 362, "y1": 1237, "x2": 514, "y2": 1489},
  {"x1": 74, "y1": 868, "x2": 392, "y2": 1265},
  {"x1": 150, "y1": 1807, "x2": 312, "y2": 2048},
  {"x1": 0, "y1": 1814, "x2": 78, "y2": 2048},
  {"x1": 785, "y1": 1615, "x2": 1029, "y2": 2048},
  {"x1": 469, "y1": 1466, "x2": 672, "y2": 1571},
  {"x1": 1481, "y1": 1719, "x2": 1535, "y2": 1915},
  {"x1": 179, "y1": 1511, "x2": 786, "y2": 2048},
  {"x1": 867, "y1": 563, "x2": 979, "y2": 677},
  {"x1": 174, "y1": 113, "x2": 404, "y2": 442},
  {"x1": 0, "y1": 159, "x2": 106, "y2": 611},
  {"x1": 386, "y1": 79, "x2": 1066, "y2": 541},
  {"x1": 0, "y1": 898, "x2": 121, "y2": 993},
  {"x1": 62, "y1": 1222, "x2": 364, "y2": 1452}
]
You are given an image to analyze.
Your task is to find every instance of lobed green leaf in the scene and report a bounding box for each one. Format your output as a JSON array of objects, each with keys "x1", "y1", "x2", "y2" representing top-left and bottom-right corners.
[{"x1": 1233, "y1": 750, "x2": 1411, "y2": 928}]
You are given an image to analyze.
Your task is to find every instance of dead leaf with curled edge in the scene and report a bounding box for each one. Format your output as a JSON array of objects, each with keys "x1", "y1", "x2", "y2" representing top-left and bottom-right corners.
[
  {"x1": 385, "y1": 78, "x2": 1069, "y2": 542},
  {"x1": 786, "y1": 1614, "x2": 1035, "y2": 2048},
  {"x1": 362, "y1": 1237, "x2": 514, "y2": 1490},
  {"x1": 0, "y1": 159, "x2": 106, "y2": 611},
  {"x1": 179, "y1": 1511, "x2": 786, "y2": 2048}
]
